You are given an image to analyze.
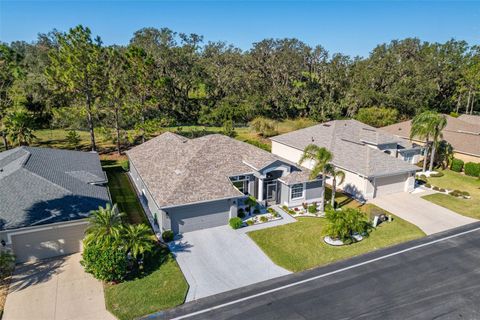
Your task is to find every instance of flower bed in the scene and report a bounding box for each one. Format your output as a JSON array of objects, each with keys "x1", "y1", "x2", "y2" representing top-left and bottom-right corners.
[
  {"x1": 422, "y1": 184, "x2": 471, "y2": 199},
  {"x1": 280, "y1": 204, "x2": 323, "y2": 217},
  {"x1": 244, "y1": 211, "x2": 282, "y2": 226},
  {"x1": 324, "y1": 233, "x2": 364, "y2": 246}
]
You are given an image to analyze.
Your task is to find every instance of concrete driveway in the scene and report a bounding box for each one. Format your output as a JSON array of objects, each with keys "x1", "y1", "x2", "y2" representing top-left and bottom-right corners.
[
  {"x1": 169, "y1": 225, "x2": 290, "y2": 301},
  {"x1": 3, "y1": 253, "x2": 115, "y2": 320},
  {"x1": 370, "y1": 191, "x2": 477, "y2": 235}
]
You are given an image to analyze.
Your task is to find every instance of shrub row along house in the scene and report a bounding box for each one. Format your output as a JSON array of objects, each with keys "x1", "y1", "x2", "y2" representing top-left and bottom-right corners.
[
  {"x1": 271, "y1": 120, "x2": 421, "y2": 201},
  {"x1": 381, "y1": 114, "x2": 480, "y2": 164},
  {"x1": 126, "y1": 133, "x2": 322, "y2": 234},
  {"x1": 0, "y1": 147, "x2": 109, "y2": 263}
]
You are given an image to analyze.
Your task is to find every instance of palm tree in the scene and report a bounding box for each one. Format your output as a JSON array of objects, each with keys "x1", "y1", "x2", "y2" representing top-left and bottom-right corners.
[
  {"x1": 324, "y1": 164, "x2": 345, "y2": 209},
  {"x1": 410, "y1": 111, "x2": 447, "y2": 172},
  {"x1": 4, "y1": 110, "x2": 36, "y2": 146},
  {"x1": 121, "y1": 224, "x2": 154, "y2": 261},
  {"x1": 85, "y1": 203, "x2": 125, "y2": 247},
  {"x1": 298, "y1": 144, "x2": 333, "y2": 213}
]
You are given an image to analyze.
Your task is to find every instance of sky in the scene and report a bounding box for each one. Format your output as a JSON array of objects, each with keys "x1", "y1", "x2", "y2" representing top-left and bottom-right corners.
[{"x1": 0, "y1": 1, "x2": 479, "y2": 57}]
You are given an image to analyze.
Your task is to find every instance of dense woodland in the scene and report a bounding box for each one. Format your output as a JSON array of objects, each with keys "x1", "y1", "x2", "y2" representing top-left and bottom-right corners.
[{"x1": 0, "y1": 25, "x2": 479, "y2": 152}]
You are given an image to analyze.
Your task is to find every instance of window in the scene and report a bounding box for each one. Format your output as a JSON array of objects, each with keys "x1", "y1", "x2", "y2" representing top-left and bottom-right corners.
[
  {"x1": 291, "y1": 183, "x2": 304, "y2": 199},
  {"x1": 231, "y1": 175, "x2": 249, "y2": 194}
]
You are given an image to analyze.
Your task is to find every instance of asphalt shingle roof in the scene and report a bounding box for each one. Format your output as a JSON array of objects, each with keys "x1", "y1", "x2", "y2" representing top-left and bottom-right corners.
[
  {"x1": 127, "y1": 133, "x2": 312, "y2": 208},
  {"x1": 271, "y1": 119, "x2": 419, "y2": 177},
  {"x1": 381, "y1": 115, "x2": 480, "y2": 157},
  {"x1": 0, "y1": 147, "x2": 110, "y2": 230}
]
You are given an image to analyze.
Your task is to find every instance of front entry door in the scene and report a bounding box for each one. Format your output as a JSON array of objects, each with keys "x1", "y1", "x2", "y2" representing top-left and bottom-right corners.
[{"x1": 266, "y1": 181, "x2": 277, "y2": 204}]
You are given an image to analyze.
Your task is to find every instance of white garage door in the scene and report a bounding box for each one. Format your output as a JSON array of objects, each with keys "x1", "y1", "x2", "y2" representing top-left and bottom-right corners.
[
  {"x1": 11, "y1": 223, "x2": 88, "y2": 263},
  {"x1": 375, "y1": 174, "x2": 407, "y2": 197}
]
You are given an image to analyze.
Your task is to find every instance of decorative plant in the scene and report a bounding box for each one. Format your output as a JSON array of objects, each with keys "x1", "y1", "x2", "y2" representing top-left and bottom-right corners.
[
  {"x1": 229, "y1": 217, "x2": 243, "y2": 229},
  {"x1": 162, "y1": 230, "x2": 174, "y2": 242},
  {"x1": 324, "y1": 208, "x2": 372, "y2": 244}
]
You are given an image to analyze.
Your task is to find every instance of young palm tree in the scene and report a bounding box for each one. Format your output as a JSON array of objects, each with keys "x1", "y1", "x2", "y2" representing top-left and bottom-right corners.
[
  {"x1": 324, "y1": 164, "x2": 345, "y2": 209},
  {"x1": 85, "y1": 203, "x2": 125, "y2": 247},
  {"x1": 298, "y1": 144, "x2": 333, "y2": 213},
  {"x1": 4, "y1": 110, "x2": 36, "y2": 146},
  {"x1": 410, "y1": 111, "x2": 447, "y2": 172},
  {"x1": 121, "y1": 224, "x2": 154, "y2": 261}
]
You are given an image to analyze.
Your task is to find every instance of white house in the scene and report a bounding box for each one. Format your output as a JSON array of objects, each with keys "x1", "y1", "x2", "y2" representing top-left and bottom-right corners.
[{"x1": 271, "y1": 120, "x2": 421, "y2": 201}]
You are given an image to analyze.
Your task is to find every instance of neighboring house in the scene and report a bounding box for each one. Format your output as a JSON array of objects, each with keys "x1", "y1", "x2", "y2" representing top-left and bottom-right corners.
[
  {"x1": 270, "y1": 119, "x2": 420, "y2": 201},
  {"x1": 0, "y1": 147, "x2": 109, "y2": 263},
  {"x1": 382, "y1": 115, "x2": 480, "y2": 164},
  {"x1": 126, "y1": 132, "x2": 321, "y2": 234}
]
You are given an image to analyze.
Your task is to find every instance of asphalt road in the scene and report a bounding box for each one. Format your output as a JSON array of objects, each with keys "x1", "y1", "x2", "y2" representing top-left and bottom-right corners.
[{"x1": 147, "y1": 222, "x2": 480, "y2": 320}]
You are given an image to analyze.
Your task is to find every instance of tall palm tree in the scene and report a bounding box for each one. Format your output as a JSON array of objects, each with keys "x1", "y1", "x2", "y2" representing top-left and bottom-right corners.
[
  {"x1": 4, "y1": 110, "x2": 36, "y2": 146},
  {"x1": 324, "y1": 164, "x2": 345, "y2": 209},
  {"x1": 85, "y1": 203, "x2": 125, "y2": 247},
  {"x1": 410, "y1": 111, "x2": 447, "y2": 172},
  {"x1": 121, "y1": 224, "x2": 154, "y2": 261},
  {"x1": 298, "y1": 144, "x2": 333, "y2": 213}
]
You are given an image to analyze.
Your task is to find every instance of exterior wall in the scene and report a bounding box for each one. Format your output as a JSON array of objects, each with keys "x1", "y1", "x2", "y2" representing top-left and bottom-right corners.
[
  {"x1": 280, "y1": 180, "x2": 324, "y2": 207},
  {"x1": 128, "y1": 159, "x2": 163, "y2": 230},
  {"x1": 164, "y1": 198, "x2": 236, "y2": 234},
  {"x1": 338, "y1": 169, "x2": 371, "y2": 200},
  {"x1": 0, "y1": 220, "x2": 89, "y2": 263},
  {"x1": 454, "y1": 152, "x2": 480, "y2": 164},
  {"x1": 271, "y1": 141, "x2": 315, "y2": 169}
]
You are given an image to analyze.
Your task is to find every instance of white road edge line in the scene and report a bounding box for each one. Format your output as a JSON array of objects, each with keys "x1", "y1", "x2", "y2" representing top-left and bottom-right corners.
[{"x1": 171, "y1": 226, "x2": 480, "y2": 320}]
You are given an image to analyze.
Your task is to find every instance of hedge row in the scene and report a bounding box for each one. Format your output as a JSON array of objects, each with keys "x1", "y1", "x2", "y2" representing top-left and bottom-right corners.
[{"x1": 464, "y1": 162, "x2": 480, "y2": 177}]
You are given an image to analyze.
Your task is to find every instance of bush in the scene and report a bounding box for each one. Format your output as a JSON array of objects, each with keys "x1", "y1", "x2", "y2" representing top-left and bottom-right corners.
[
  {"x1": 81, "y1": 243, "x2": 128, "y2": 282},
  {"x1": 424, "y1": 183, "x2": 431, "y2": 188},
  {"x1": 282, "y1": 205, "x2": 289, "y2": 211},
  {"x1": 464, "y1": 162, "x2": 480, "y2": 177},
  {"x1": 324, "y1": 208, "x2": 373, "y2": 244},
  {"x1": 240, "y1": 138, "x2": 271, "y2": 152},
  {"x1": 449, "y1": 190, "x2": 462, "y2": 197},
  {"x1": 267, "y1": 207, "x2": 275, "y2": 214},
  {"x1": 162, "y1": 230, "x2": 174, "y2": 242},
  {"x1": 249, "y1": 117, "x2": 278, "y2": 137},
  {"x1": 430, "y1": 172, "x2": 444, "y2": 177},
  {"x1": 449, "y1": 112, "x2": 459, "y2": 118},
  {"x1": 450, "y1": 158, "x2": 464, "y2": 172},
  {"x1": 354, "y1": 107, "x2": 398, "y2": 128},
  {"x1": 253, "y1": 208, "x2": 260, "y2": 214},
  {"x1": 222, "y1": 119, "x2": 237, "y2": 137},
  {"x1": 0, "y1": 251, "x2": 15, "y2": 278},
  {"x1": 308, "y1": 204, "x2": 317, "y2": 214},
  {"x1": 66, "y1": 130, "x2": 81, "y2": 149},
  {"x1": 432, "y1": 186, "x2": 440, "y2": 191},
  {"x1": 461, "y1": 191, "x2": 470, "y2": 197},
  {"x1": 246, "y1": 220, "x2": 254, "y2": 226},
  {"x1": 260, "y1": 216, "x2": 268, "y2": 223},
  {"x1": 237, "y1": 208, "x2": 245, "y2": 218},
  {"x1": 439, "y1": 188, "x2": 446, "y2": 192},
  {"x1": 229, "y1": 217, "x2": 243, "y2": 229}
]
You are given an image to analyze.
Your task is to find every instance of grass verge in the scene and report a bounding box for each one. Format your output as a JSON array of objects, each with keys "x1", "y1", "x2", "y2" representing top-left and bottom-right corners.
[
  {"x1": 422, "y1": 169, "x2": 480, "y2": 219},
  {"x1": 104, "y1": 247, "x2": 188, "y2": 320},
  {"x1": 248, "y1": 204, "x2": 425, "y2": 272}
]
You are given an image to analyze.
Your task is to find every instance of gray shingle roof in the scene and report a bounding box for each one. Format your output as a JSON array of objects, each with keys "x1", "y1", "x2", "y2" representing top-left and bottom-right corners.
[
  {"x1": 127, "y1": 132, "x2": 310, "y2": 208},
  {"x1": 0, "y1": 147, "x2": 110, "y2": 230},
  {"x1": 271, "y1": 119, "x2": 419, "y2": 177}
]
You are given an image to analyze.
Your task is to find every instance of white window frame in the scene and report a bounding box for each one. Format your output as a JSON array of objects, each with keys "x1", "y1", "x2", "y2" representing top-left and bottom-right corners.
[{"x1": 291, "y1": 183, "x2": 304, "y2": 200}]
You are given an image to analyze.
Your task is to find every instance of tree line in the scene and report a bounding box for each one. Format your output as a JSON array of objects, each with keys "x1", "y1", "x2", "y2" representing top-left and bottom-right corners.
[{"x1": 1, "y1": 25, "x2": 479, "y2": 152}]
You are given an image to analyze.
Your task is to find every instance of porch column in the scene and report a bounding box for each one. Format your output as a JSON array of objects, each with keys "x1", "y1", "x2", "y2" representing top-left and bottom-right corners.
[{"x1": 258, "y1": 178, "x2": 264, "y2": 201}]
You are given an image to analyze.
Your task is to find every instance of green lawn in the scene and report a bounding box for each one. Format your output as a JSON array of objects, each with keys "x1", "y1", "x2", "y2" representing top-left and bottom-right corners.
[
  {"x1": 104, "y1": 247, "x2": 188, "y2": 320},
  {"x1": 248, "y1": 204, "x2": 425, "y2": 272},
  {"x1": 102, "y1": 161, "x2": 188, "y2": 319},
  {"x1": 103, "y1": 162, "x2": 147, "y2": 225},
  {"x1": 422, "y1": 169, "x2": 480, "y2": 219},
  {"x1": 2, "y1": 118, "x2": 317, "y2": 154}
]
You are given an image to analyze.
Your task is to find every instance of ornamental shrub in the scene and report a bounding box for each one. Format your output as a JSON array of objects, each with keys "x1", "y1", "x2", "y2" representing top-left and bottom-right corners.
[
  {"x1": 162, "y1": 230, "x2": 174, "y2": 242},
  {"x1": 246, "y1": 220, "x2": 254, "y2": 226},
  {"x1": 229, "y1": 217, "x2": 243, "y2": 229},
  {"x1": 450, "y1": 158, "x2": 464, "y2": 172},
  {"x1": 324, "y1": 208, "x2": 372, "y2": 244},
  {"x1": 424, "y1": 183, "x2": 431, "y2": 188},
  {"x1": 260, "y1": 216, "x2": 268, "y2": 223},
  {"x1": 81, "y1": 243, "x2": 128, "y2": 282},
  {"x1": 308, "y1": 204, "x2": 318, "y2": 214},
  {"x1": 433, "y1": 186, "x2": 440, "y2": 191},
  {"x1": 464, "y1": 162, "x2": 480, "y2": 177}
]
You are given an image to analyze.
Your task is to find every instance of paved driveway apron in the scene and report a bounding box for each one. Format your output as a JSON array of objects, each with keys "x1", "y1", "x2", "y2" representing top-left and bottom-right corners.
[
  {"x1": 3, "y1": 253, "x2": 115, "y2": 320},
  {"x1": 370, "y1": 192, "x2": 476, "y2": 235},
  {"x1": 169, "y1": 225, "x2": 290, "y2": 301}
]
